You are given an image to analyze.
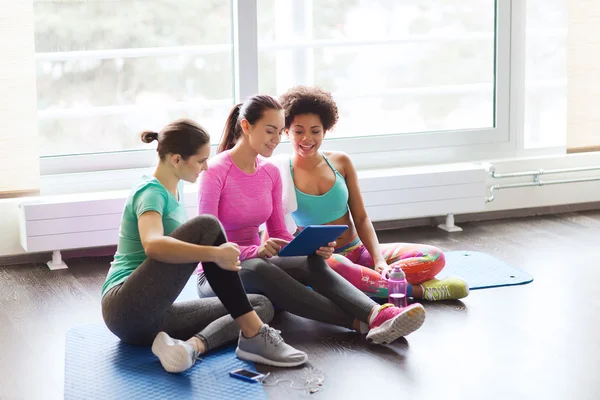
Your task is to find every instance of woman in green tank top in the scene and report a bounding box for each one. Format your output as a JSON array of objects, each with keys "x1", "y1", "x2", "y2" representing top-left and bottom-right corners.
[{"x1": 101, "y1": 118, "x2": 307, "y2": 373}]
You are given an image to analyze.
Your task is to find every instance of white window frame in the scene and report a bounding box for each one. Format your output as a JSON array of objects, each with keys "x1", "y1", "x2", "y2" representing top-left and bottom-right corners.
[{"x1": 38, "y1": 0, "x2": 562, "y2": 178}]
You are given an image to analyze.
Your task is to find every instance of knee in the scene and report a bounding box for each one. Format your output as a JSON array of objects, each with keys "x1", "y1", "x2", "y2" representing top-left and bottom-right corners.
[
  {"x1": 248, "y1": 294, "x2": 275, "y2": 324},
  {"x1": 425, "y1": 245, "x2": 445, "y2": 264},
  {"x1": 241, "y1": 258, "x2": 276, "y2": 276},
  {"x1": 240, "y1": 259, "x2": 283, "y2": 290},
  {"x1": 191, "y1": 214, "x2": 225, "y2": 235},
  {"x1": 307, "y1": 254, "x2": 330, "y2": 271}
]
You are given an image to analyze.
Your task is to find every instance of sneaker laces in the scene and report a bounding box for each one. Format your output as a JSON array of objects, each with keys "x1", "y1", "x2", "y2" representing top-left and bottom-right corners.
[
  {"x1": 424, "y1": 285, "x2": 451, "y2": 301},
  {"x1": 189, "y1": 337, "x2": 204, "y2": 363},
  {"x1": 262, "y1": 326, "x2": 284, "y2": 347},
  {"x1": 192, "y1": 351, "x2": 202, "y2": 362}
]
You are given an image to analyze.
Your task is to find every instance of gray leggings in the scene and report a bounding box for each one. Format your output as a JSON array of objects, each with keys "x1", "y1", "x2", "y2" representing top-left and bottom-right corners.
[
  {"x1": 198, "y1": 255, "x2": 376, "y2": 329},
  {"x1": 101, "y1": 215, "x2": 274, "y2": 350}
]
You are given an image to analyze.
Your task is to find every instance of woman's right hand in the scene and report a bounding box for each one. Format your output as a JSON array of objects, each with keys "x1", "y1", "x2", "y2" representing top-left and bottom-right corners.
[
  {"x1": 258, "y1": 238, "x2": 289, "y2": 258},
  {"x1": 214, "y1": 242, "x2": 241, "y2": 271}
]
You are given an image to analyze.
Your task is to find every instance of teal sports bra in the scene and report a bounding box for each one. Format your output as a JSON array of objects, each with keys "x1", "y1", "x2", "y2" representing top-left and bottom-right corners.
[{"x1": 290, "y1": 154, "x2": 349, "y2": 226}]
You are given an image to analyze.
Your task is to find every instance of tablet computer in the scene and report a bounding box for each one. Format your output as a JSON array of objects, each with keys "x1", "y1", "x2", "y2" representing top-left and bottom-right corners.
[{"x1": 278, "y1": 225, "x2": 348, "y2": 257}]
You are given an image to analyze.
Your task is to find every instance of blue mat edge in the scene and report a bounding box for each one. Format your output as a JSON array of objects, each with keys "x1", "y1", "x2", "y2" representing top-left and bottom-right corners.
[
  {"x1": 441, "y1": 250, "x2": 534, "y2": 290},
  {"x1": 466, "y1": 276, "x2": 534, "y2": 291}
]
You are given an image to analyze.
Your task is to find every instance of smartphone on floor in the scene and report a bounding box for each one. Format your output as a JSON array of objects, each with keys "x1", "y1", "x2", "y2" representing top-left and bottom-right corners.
[{"x1": 229, "y1": 368, "x2": 265, "y2": 383}]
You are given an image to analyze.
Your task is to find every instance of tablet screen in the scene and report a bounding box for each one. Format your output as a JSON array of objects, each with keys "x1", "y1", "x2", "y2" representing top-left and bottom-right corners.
[{"x1": 278, "y1": 225, "x2": 348, "y2": 257}]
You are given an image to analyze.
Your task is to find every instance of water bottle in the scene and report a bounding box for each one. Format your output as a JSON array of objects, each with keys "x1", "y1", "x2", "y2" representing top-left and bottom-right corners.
[{"x1": 387, "y1": 266, "x2": 407, "y2": 308}]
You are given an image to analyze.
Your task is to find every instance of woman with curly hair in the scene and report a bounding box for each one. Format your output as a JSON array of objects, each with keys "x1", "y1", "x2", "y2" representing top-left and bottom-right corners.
[{"x1": 273, "y1": 86, "x2": 469, "y2": 301}]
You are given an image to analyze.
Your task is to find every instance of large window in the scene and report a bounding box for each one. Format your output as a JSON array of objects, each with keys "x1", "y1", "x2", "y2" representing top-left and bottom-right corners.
[
  {"x1": 258, "y1": 0, "x2": 497, "y2": 138},
  {"x1": 32, "y1": 0, "x2": 565, "y2": 176},
  {"x1": 524, "y1": 0, "x2": 567, "y2": 149},
  {"x1": 34, "y1": 0, "x2": 234, "y2": 157}
]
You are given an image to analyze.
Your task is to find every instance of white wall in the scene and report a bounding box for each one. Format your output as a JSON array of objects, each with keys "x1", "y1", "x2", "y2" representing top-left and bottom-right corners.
[
  {"x1": 568, "y1": 0, "x2": 600, "y2": 150},
  {"x1": 0, "y1": 199, "x2": 24, "y2": 256},
  {"x1": 2, "y1": 152, "x2": 600, "y2": 258},
  {"x1": 0, "y1": 0, "x2": 40, "y2": 196}
]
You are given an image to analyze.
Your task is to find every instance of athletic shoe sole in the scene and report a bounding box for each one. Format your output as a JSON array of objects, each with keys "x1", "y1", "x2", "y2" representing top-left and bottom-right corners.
[
  {"x1": 366, "y1": 304, "x2": 426, "y2": 345},
  {"x1": 151, "y1": 331, "x2": 194, "y2": 373},
  {"x1": 235, "y1": 348, "x2": 308, "y2": 368}
]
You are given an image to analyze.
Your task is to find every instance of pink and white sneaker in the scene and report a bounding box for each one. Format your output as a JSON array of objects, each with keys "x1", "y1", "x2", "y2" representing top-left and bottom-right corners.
[{"x1": 366, "y1": 303, "x2": 426, "y2": 344}]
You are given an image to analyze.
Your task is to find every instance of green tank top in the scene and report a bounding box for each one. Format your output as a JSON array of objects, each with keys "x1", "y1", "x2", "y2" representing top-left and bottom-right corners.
[{"x1": 101, "y1": 176, "x2": 187, "y2": 297}]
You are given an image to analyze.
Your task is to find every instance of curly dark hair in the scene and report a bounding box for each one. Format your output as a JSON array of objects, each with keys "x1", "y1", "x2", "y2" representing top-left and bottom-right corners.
[{"x1": 279, "y1": 85, "x2": 339, "y2": 131}]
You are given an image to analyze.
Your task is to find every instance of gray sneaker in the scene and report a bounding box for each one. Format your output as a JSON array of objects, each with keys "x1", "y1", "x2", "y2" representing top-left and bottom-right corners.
[{"x1": 235, "y1": 324, "x2": 308, "y2": 368}]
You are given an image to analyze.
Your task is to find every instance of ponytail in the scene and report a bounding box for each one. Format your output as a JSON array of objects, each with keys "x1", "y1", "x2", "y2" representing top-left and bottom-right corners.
[
  {"x1": 218, "y1": 103, "x2": 242, "y2": 153},
  {"x1": 218, "y1": 95, "x2": 283, "y2": 153}
]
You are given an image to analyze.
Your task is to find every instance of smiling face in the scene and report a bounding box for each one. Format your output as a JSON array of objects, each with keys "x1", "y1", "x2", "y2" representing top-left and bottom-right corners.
[
  {"x1": 287, "y1": 113, "x2": 325, "y2": 159},
  {"x1": 241, "y1": 108, "x2": 285, "y2": 158},
  {"x1": 172, "y1": 143, "x2": 211, "y2": 183}
]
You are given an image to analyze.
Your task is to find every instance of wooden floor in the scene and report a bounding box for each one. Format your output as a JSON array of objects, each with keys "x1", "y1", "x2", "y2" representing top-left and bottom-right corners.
[{"x1": 1, "y1": 211, "x2": 600, "y2": 400}]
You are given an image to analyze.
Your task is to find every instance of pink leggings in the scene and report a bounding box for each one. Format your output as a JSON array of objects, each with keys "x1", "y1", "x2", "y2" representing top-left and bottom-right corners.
[{"x1": 327, "y1": 238, "x2": 446, "y2": 298}]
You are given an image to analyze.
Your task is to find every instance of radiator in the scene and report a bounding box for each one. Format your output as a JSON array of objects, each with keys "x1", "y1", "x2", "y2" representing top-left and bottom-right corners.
[
  {"x1": 18, "y1": 190, "x2": 198, "y2": 269},
  {"x1": 358, "y1": 162, "x2": 487, "y2": 222},
  {"x1": 19, "y1": 162, "x2": 488, "y2": 269}
]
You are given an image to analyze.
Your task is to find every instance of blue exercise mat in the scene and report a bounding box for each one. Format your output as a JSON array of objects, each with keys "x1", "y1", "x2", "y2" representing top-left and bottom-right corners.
[
  {"x1": 64, "y1": 324, "x2": 267, "y2": 400},
  {"x1": 437, "y1": 250, "x2": 533, "y2": 290}
]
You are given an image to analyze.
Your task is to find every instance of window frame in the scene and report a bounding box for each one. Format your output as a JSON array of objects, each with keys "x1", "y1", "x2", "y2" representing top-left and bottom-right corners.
[{"x1": 38, "y1": 0, "x2": 560, "y2": 178}]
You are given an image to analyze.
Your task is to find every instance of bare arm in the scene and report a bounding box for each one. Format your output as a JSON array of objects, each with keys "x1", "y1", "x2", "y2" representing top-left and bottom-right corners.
[
  {"x1": 139, "y1": 211, "x2": 240, "y2": 270},
  {"x1": 340, "y1": 153, "x2": 387, "y2": 271}
]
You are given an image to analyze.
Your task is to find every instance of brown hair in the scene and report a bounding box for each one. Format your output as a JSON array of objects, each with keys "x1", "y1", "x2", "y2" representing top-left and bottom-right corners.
[
  {"x1": 141, "y1": 118, "x2": 210, "y2": 161},
  {"x1": 279, "y1": 85, "x2": 339, "y2": 131},
  {"x1": 217, "y1": 94, "x2": 283, "y2": 153}
]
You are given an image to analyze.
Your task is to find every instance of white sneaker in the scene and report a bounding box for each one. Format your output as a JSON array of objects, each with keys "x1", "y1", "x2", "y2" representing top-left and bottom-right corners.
[
  {"x1": 151, "y1": 331, "x2": 201, "y2": 373},
  {"x1": 235, "y1": 324, "x2": 308, "y2": 368}
]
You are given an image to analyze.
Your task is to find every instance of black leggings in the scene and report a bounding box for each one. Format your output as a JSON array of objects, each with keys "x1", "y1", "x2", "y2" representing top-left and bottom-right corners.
[{"x1": 198, "y1": 255, "x2": 377, "y2": 329}]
